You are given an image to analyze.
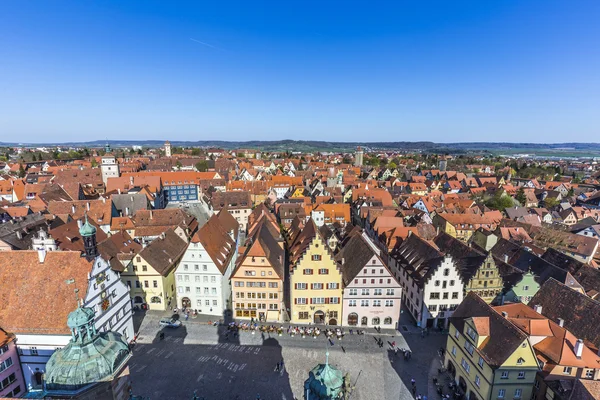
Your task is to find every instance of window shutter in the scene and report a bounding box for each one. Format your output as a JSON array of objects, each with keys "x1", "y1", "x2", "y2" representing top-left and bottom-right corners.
[
  {"x1": 294, "y1": 283, "x2": 297, "y2": 289},
  {"x1": 325, "y1": 298, "x2": 329, "y2": 304},
  {"x1": 310, "y1": 298, "x2": 313, "y2": 304},
  {"x1": 294, "y1": 298, "x2": 297, "y2": 304}
]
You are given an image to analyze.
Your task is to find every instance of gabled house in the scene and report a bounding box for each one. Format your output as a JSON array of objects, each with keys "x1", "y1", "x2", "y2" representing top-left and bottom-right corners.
[
  {"x1": 123, "y1": 228, "x2": 188, "y2": 311},
  {"x1": 336, "y1": 230, "x2": 402, "y2": 328},
  {"x1": 445, "y1": 292, "x2": 539, "y2": 400},
  {"x1": 494, "y1": 302, "x2": 600, "y2": 400},
  {"x1": 231, "y1": 213, "x2": 285, "y2": 322},
  {"x1": 288, "y1": 219, "x2": 343, "y2": 325},
  {"x1": 174, "y1": 210, "x2": 239, "y2": 316},
  {"x1": 389, "y1": 234, "x2": 465, "y2": 329},
  {"x1": 434, "y1": 233, "x2": 503, "y2": 304}
]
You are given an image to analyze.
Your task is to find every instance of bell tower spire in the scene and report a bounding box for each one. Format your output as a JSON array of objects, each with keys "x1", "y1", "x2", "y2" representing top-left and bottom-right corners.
[{"x1": 79, "y1": 213, "x2": 99, "y2": 261}]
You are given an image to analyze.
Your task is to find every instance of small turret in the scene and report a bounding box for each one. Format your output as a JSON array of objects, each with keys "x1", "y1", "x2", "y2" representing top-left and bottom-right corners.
[{"x1": 79, "y1": 214, "x2": 98, "y2": 261}]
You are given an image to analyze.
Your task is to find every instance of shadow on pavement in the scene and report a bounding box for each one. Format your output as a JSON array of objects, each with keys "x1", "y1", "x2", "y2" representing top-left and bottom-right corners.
[{"x1": 131, "y1": 310, "x2": 294, "y2": 400}]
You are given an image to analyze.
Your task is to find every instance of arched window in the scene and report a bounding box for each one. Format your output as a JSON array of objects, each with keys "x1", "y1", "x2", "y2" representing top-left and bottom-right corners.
[
  {"x1": 384, "y1": 317, "x2": 392, "y2": 325},
  {"x1": 150, "y1": 296, "x2": 161, "y2": 304},
  {"x1": 372, "y1": 317, "x2": 380, "y2": 325},
  {"x1": 134, "y1": 296, "x2": 144, "y2": 304}
]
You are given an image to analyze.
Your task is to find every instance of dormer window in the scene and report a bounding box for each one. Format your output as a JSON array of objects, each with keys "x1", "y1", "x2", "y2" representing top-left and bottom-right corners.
[{"x1": 466, "y1": 326, "x2": 477, "y2": 341}]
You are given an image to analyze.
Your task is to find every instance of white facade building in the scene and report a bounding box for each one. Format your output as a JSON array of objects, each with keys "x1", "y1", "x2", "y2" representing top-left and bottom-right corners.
[
  {"x1": 390, "y1": 235, "x2": 464, "y2": 329},
  {"x1": 100, "y1": 154, "x2": 119, "y2": 184},
  {"x1": 175, "y1": 211, "x2": 239, "y2": 316}
]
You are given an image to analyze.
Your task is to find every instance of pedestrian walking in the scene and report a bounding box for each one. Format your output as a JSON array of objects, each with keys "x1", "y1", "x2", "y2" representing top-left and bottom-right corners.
[
  {"x1": 185, "y1": 313, "x2": 189, "y2": 321},
  {"x1": 275, "y1": 362, "x2": 280, "y2": 372},
  {"x1": 411, "y1": 378, "x2": 416, "y2": 386}
]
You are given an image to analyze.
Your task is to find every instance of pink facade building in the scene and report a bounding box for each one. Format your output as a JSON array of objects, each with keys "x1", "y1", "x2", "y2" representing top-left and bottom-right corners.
[
  {"x1": 0, "y1": 328, "x2": 24, "y2": 398},
  {"x1": 336, "y1": 231, "x2": 403, "y2": 328}
]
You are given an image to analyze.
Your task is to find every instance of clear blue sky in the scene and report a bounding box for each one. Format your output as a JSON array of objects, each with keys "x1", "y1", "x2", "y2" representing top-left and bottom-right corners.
[{"x1": 1, "y1": 1, "x2": 599, "y2": 143}]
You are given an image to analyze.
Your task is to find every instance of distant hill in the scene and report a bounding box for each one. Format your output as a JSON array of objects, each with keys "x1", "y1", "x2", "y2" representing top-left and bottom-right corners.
[{"x1": 1, "y1": 139, "x2": 600, "y2": 155}]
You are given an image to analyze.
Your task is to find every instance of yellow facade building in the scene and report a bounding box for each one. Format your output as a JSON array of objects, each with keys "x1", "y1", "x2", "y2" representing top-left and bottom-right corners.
[
  {"x1": 446, "y1": 292, "x2": 539, "y2": 400},
  {"x1": 122, "y1": 228, "x2": 188, "y2": 311},
  {"x1": 288, "y1": 219, "x2": 343, "y2": 325}
]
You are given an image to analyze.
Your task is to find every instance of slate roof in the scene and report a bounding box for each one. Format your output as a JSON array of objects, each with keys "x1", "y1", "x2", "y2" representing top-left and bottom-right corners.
[
  {"x1": 541, "y1": 248, "x2": 600, "y2": 298},
  {"x1": 0, "y1": 251, "x2": 91, "y2": 335},
  {"x1": 335, "y1": 230, "x2": 391, "y2": 287},
  {"x1": 433, "y1": 232, "x2": 487, "y2": 283},
  {"x1": 390, "y1": 233, "x2": 444, "y2": 285},
  {"x1": 111, "y1": 193, "x2": 149, "y2": 216},
  {"x1": 529, "y1": 278, "x2": 600, "y2": 351},
  {"x1": 450, "y1": 292, "x2": 528, "y2": 369},
  {"x1": 0, "y1": 212, "x2": 50, "y2": 250},
  {"x1": 138, "y1": 228, "x2": 188, "y2": 276}
]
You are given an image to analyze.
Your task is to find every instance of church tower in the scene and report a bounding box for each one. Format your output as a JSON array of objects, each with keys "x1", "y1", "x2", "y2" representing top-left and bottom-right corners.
[
  {"x1": 164, "y1": 140, "x2": 172, "y2": 157},
  {"x1": 79, "y1": 215, "x2": 99, "y2": 261}
]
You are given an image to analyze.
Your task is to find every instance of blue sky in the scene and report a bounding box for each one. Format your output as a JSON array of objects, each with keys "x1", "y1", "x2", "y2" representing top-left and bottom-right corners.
[{"x1": 1, "y1": 1, "x2": 599, "y2": 143}]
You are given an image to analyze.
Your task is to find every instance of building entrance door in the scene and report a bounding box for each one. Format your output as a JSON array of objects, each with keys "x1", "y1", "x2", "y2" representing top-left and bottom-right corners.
[
  {"x1": 314, "y1": 311, "x2": 325, "y2": 324},
  {"x1": 182, "y1": 297, "x2": 191, "y2": 308}
]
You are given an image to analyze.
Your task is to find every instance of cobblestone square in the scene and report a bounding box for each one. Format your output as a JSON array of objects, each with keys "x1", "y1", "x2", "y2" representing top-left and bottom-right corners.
[{"x1": 129, "y1": 311, "x2": 446, "y2": 400}]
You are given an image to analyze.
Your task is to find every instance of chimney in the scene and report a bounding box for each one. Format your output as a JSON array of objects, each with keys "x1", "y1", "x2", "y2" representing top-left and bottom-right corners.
[
  {"x1": 504, "y1": 254, "x2": 509, "y2": 263},
  {"x1": 86, "y1": 202, "x2": 90, "y2": 211},
  {"x1": 574, "y1": 339, "x2": 584, "y2": 359},
  {"x1": 117, "y1": 188, "x2": 121, "y2": 194},
  {"x1": 16, "y1": 231, "x2": 23, "y2": 240},
  {"x1": 125, "y1": 207, "x2": 130, "y2": 217},
  {"x1": 37, "y1": 247, "x2": 47, "y2": 263},
  {"x1": 558, "y1": 318, "x2": 565, "y2": 327},
  {"x1": 501, "y1": 311, "x2": 508, "y2": 318},
  {"x1": 533, "y1": 305, "x2": 542, "y2": 314},
  {"x1": 77, "y1": 219, "x2": 83, "y2": 228},
  {"x1": 130, "y1": 176, "x2": 134, "y2": 186},
  {"x1": 150, "y1": 210, "x2": 153, "y2": 219},
  {"x1": 341, "y1": 257, "x2": 345, "y2": 265},
  {"x1": 102, "y1": 197, "x2": 106, "y2": 203},
  {"x1": 71, "y1": 205, "x2": 76, "y2": 214}
]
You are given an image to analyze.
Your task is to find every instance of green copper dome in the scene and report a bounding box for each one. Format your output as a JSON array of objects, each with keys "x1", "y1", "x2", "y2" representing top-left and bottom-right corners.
[
  {"x1": 66, "y1": 307, "x2": 95, "y2": 330},
  {"x1": 44, "y1": 306, "x2": 131, "y2": 392},
  {"x1": 304, "y1": 352, "x2": 346, "y2": 399},
  {"x1": 79, "y1": 216, "x2": 97, "y2": 237}
]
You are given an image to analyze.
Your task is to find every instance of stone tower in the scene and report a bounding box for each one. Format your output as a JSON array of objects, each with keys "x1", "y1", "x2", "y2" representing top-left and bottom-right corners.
[
  {"x1": 164, "y1": 140, "x2": 172, "y2": 157},
  {"x1": 354, "y1": 146, "x2": 364, "y2": 167},
  {"x1": 439, "y1": 156, "x2": 447, "y2": 172}
]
